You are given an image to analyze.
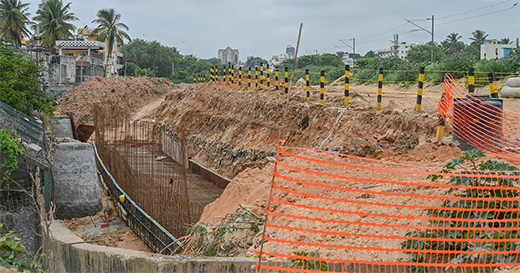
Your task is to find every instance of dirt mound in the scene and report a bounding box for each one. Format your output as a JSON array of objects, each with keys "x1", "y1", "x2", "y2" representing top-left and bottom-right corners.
[
  {"x1": 158, "y1": 83, "x2": 442, "y2": 178},
  {"x1": 57, "y1": 76, "x2": 177, "y2": 124}
]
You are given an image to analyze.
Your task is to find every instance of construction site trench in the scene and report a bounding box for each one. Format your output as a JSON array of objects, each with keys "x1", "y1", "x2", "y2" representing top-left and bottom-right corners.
[{"x1": 51, "y1": 75, "x2": 520, "y2": 272}]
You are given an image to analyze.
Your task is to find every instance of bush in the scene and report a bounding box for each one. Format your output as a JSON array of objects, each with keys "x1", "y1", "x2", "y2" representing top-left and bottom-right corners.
[
  {"x1": 402, "y1": 150, "x2": 520, "y2": 272},
  {"x1": 0, "y1": 224, "x2": 44, "y2": 272},
  {"x1": 0, "y1": 39, "x2": 55, "y2": 118}
]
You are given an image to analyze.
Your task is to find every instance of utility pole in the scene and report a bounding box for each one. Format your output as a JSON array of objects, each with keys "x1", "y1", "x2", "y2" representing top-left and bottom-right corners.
[
  {"x1": 405, "y1": 15, "x2": 434, "y2": 64},
  {"x1": 338, "y1": 38, "x2": 356, "y2": 56},
  {"x1": 172, "y1": 62, "x2": 174, "y2": 77}
]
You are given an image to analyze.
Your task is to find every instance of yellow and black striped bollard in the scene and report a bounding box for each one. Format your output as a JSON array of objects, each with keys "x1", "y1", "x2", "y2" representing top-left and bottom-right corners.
[
  {"x1": 193, "y1": 76, "x2": 196, "y2": 86},
  {"x1": 210, "y1": 67, "x2": 214, "y2": 84},
  {"x1": 248, "y1": 67, "x2": 251, "y2": 91},
  {"x1": 319, "y1": 70, "x2": 325, "y2": 104},
  {"x1": 468, "y1": 67, "x2": 475, "y2": 93},
  {"x1": 306, "y1": 69, "x2": 310, "y2": 102},
  {"x1": 436, "y1": 77, "x2": 448, "y2": 140},
  {"x1": 489, "y1": 72, "x2": 498, "y2": 98},
  {"x1": 230, "y1": 65, "x2": 234, "y2": 88},
  {"x1": 344, "y1": 65, "x2": 350, "y2": 106},
  {"x1": 224, "y1": 66, "x2": 227, "y2": 85},
  {"x1": 275, "y1": 69, "x2": 279, "y2": 96},
  {"x1": 255, "y1": 67, "x2": 259, "y2": 90},
  {"x1": 260, "y1": 63, "x2": 264, "y2": 89},
  {"x1": 284, "y1": 67, "x2": 289, "y2": 97},
  {"x1": 377, "y1": 67, "x2": 383, "y2": 110},
  {"x1": 266, "y1": 64, "x2": 270, "y2": 91},
  {"x1": 416, "y1": 66, "x2": 425, "y2": 111},
  {"x1": 495, "y1": 48, "x2": 499, "y2": 62},
  {"x1": 216, "y1": 67, "x2": 219, "y2": 84},
  {"x1": 239, "y1": 67, "x2": 242, "y2": 90}
]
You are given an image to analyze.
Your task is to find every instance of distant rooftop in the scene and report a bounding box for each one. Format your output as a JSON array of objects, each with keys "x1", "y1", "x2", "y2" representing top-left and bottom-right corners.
[{"x1": 55, "y1": 40, "x2": 105, "y2": 49}]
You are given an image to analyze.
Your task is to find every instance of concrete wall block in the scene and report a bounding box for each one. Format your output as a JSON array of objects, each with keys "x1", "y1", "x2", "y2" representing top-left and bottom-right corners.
[
  {"x1": 51, "y1": 116, "x2": 74, "y2": 139},
  {"x1": 53, "y1": 143, "x2": 101, "y2": 219}
]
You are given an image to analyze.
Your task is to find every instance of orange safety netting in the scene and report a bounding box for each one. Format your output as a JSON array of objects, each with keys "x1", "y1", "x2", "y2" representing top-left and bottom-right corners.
[
  {"x1": 255, "y1": 143, "x2": 520, "y2": 273},
  {"x1": 442, "y1": 74, "x2": 520, "y2": 162}
]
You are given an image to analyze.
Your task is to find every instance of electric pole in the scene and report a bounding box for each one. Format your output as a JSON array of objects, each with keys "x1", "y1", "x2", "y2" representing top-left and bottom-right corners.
[{"x1": 405, "y1": 15, "x2": 434, "y2": 64}]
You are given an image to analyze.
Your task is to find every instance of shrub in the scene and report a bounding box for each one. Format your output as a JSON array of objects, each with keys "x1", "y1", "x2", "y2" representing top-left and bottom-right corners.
[{"x1": 402, "y1": 150, "x2": 520, "y2": 272}]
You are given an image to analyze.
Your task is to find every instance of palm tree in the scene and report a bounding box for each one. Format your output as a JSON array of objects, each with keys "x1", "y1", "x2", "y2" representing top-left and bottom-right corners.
[
  {"x1": 469, "y1": 30, "x2": 488, "y2": 46},
  {"x1": 499, "y1": 38, "x2": 512, "y2": 44},
  {"x1": 32, "y1": 0, "x2": 78, "y2": 50},
  {"x1": 91, "y1": 8, "x2": 131, "y2": 77},
  {"x1": 0, "y1": 0, "x2": 31, "y2": 46},
  {"x1": 442, "y1": 32, "x2": 464, "y2": 55}
]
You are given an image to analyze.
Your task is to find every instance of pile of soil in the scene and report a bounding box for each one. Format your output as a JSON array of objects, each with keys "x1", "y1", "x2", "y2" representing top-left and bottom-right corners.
[
  {"x1": 157, "y1": 81, "x2": 460, "y2": 178},
  {"x1": 56, "y1": 76, "x2": 180, "y2": 124}
]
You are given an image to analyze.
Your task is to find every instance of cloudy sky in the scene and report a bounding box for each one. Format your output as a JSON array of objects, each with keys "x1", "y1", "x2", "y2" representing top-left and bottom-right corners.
[{"x1": 24, "y1": 0, "x2": 519, "y2": 61}]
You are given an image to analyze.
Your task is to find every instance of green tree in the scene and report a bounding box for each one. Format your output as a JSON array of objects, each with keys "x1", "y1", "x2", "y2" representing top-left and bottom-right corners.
[
  {"x1": 0, "y1": 39, "x2": 54, "y2": 117},
  {"x1": 441, "y1": 32, "x2": 465, "y2": 56},
  {"x1": 406, "y1": 43, "x2": 443, "y2": 64},
  {"x1": 318, "y1": 54, "x2": 342, "y2": 67},
  {"x1": 364, "y1": 50, "x2": 377, "y2": 58},
  {"x1": 335, "y1": 51, "x2": 345, "y2": 60},
  {"x1": 32, "y1": 0, "x2": 78, "y2": 50},
  {"x1": 122, "y1": 39, "x2": 181, "y2": 78},
  {"x1": 92, "y1": 8, "x2": 131, "y2": 77},
  {"x1": 467, "y1": 29, "x2": 488, "y2": 58},
  {"x1": 0, "y1": 0, "x2": 31, "y2": 46},
  {"x1": 499, "y1": 38, "x2": 512, "y2": 44},
  {"x1": 244, "y1": 56, "x2": 267, "y2": 68},
  {"x1": 296, "y1": 55, "x2": 317, "y2": 68}
]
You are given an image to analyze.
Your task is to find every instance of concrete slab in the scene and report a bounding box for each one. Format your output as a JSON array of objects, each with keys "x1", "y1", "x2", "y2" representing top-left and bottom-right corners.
[
  {"x1": 53, "y1": 143, "x2": 102, "y2": 219},
  {"x1": 51, "y1": 115, "x2": 74, "y2": 139}
]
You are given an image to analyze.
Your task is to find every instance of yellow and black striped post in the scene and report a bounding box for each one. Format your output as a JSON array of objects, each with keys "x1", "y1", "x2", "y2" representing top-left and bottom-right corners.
[
  {"x1": 231, "y1": 65, "x2": 234, "y2": 88},
  {"x1": 468, "y1": 67, "x2": 475, "y2": 93},
  {"x1": 495, "y1": 48, "x2": 499, "y2": 62},
  {"x1": 284, "y1": 67, "x2": 289, "y2": 97},
  {"x1": 320, "y1": 70, "x2": 325, "y2": 104},
  {"x1": 223, "y1": 66, "x2": 227, "y2": 85},
  {"x1": 436, "y1": 79, "x2": 448, "y2": 140},
  {"x1": 260, "y1": 63, "x2": 264, "y2": 89},
  {"x1": 489, "y1": 72, "x2": 498, "y2": 98},
  {"x1": 210, "y1": 67, "x2": 214, "y2": 84},
  {"x1": 306, "y1": 69, "x2": 310, "y2": 102},
  {"x1": 193, "y1": 76, "x2": 196, "y2": 86},
  {"x1": 238, "y1": 67, "x2": 242, "y2": 90},
  {"x1": 377, "y1": 67, "x2": 383, "y2": 110},
  {"x1": 484, "y1": 53, "x2": 487, "y2": 60},
  {"x1": 416, "y1": 66, "x2": 425, "y2": 111},
  {"x1": 255, "y1": 67, "x2": 259, "y2": 90},
  {"x1": 266, "y1": 64, "x2": 270, "y2": 91},
  {"x1": 248, "y1": 67, "x2": 251, "y2": 91},
  {"x1": 275, "y1": 69, "x2": 279, "y2": 96},
  {"x1": 216, "y1": 67, "x2": 219, "y2": 84},
  {"x1": 344, "y1": 65, "x2": 350, "y2": 106}
]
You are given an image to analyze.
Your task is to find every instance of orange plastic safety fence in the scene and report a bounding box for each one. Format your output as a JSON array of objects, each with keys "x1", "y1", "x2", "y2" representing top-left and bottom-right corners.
[
  {"x1": 442, "y1": 74, "x2": 520, "y2": 162},
  {"x1": 255, "y1": 145, "x2": 520, "y2": 273}
]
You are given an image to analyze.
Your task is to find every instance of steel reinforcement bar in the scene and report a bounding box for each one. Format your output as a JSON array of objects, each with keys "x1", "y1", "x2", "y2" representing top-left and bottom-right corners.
[{"x1": 93, "y1": 142, "x2": 182, "y2": 255}]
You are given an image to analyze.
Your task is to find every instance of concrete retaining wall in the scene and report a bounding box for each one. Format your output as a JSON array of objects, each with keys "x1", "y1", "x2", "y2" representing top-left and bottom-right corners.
[{"x1": 49, "y1": 221, "x2": 256, "y2": 273}]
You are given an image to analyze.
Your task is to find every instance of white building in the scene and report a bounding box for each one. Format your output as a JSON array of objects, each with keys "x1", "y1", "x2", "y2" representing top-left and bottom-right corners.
[
  {"x1": 480, "y1": 40, "x2": 515, "y2": 60},
  {"x1": 218, "y1": 46, "x2": 239, "y2": 64},
  {"x1": 377, "y1": 41, "x2": 418, "y2": 59}
]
